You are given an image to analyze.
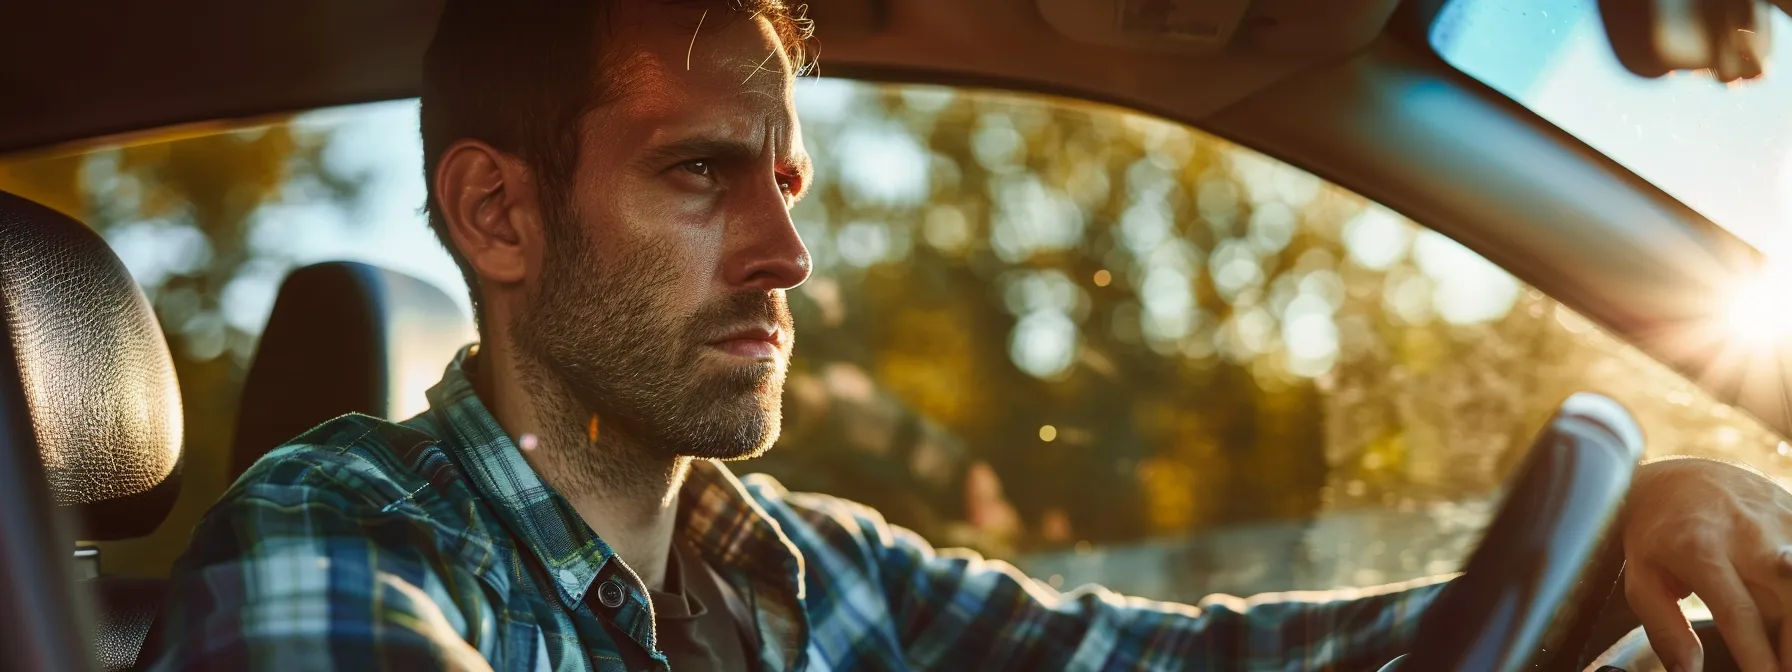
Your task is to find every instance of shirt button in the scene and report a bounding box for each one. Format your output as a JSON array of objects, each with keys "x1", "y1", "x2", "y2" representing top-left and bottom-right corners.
[{"x1": 597, "y1": 579, "x2": 626, "y2": 608}]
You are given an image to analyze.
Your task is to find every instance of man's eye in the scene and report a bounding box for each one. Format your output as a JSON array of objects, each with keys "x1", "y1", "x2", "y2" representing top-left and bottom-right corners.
[{"x1": 680, "y1": 160, "x2": 712, "y2": 177}]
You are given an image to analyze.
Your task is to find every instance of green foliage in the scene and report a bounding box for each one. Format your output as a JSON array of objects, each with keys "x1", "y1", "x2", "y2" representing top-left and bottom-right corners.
[{"x1": 760, "y1": 81, "x2": 1789, "y2": 580}]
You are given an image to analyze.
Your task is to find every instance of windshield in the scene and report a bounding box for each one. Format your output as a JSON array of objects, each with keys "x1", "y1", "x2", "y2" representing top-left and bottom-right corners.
[{"x1": 1432, "y1": 0, "x2": 1792, "y2": 254}]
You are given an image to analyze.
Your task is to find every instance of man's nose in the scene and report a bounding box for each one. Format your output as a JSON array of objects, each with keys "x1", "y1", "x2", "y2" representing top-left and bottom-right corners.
[{"x1": 722, "y1": 181, "x2": 811, "y2": 291}]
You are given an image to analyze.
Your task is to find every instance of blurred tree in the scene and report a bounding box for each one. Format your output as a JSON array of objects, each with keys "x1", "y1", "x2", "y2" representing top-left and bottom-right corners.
[{"x1": 766, "y1": 79, "x2": 1790, "y2": 586}]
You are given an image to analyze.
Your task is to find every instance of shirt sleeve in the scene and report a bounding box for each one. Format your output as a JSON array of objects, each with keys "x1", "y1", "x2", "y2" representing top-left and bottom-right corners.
[
  {"x1": 144, "y1": 480, "x2": 496, "y2": 672},
  {"x1": 776, "y1": 487, "x2": 1447, "y2": 672}
]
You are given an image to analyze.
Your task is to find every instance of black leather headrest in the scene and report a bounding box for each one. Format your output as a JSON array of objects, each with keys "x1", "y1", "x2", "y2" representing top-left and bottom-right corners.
[
  {"x1": 0, "y1": 191, "x2": 183, "y2": 541},
  {"x1": 232, "y1": 261, "x2": 472, "y2": 478}
]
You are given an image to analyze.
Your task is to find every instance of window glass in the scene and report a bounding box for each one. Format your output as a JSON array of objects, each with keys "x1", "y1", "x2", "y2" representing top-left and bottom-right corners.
[
  {"x1": 1432, "y1": 0, "x2": 1792, "y2": 255},
  {"x1": 1, "y1": 81, "x2": 1783, "y2": 602}
]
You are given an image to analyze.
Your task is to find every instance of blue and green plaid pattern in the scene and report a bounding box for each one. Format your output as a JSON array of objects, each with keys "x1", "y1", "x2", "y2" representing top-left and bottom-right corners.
[{"x1": 146, "y1": 347, "x2": 1445, "y2": 671}]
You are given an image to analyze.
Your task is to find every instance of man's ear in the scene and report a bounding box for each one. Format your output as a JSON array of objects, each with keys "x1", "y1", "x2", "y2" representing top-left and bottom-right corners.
[{"x1": 435, "y1": 139, "x2": 544, "y2": 287}]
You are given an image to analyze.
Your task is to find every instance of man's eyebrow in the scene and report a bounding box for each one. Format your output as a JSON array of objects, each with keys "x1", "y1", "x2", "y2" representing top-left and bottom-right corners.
[
  {"x1": 783, "y1": 151, "x2": 815, "y2": 200},
  {"x1": 787, "y1": 151, "x2": 814, "y2": 181},
  {"x1": 637, "y1": 136, "x2": 763, "y2": 168},
  {"x1": 639, "y1": 136, "x2": 814, "y2": 181}
]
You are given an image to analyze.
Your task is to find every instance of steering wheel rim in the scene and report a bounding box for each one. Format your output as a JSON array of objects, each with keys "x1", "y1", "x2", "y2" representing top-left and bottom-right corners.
[{"x1": 1383, "y1": 393, "x2": 1645, "y2": 672}]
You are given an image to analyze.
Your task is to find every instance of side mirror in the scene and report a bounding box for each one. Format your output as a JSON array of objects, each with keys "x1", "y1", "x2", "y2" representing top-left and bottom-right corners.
[{"x1": 1599, "y1": 0, "x2": 1778, "y2": 82}]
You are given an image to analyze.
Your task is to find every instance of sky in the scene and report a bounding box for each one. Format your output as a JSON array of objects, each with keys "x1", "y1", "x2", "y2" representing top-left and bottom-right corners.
[
  {"x1": 258, "y1": 99, "x2": 467, "y2": 314},
  {"x1": 1436, "y1": 0, "x2": 1792, "y2": 253}
]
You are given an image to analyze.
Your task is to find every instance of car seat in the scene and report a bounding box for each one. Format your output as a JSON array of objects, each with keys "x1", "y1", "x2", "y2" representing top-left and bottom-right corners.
[
  {"x1": 230, "y1": 261, "x2": 473, "y2": 479},
  {"x1": 0, "y1": 190, "x2": 185, "y2": 671}
]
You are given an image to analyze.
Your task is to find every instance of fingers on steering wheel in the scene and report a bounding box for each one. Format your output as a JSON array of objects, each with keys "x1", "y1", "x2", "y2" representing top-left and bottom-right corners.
[
  {"x1": 1688, "y1": 561, "x2": 1780, "y2": 672},
  {"x1": 1630, "y1": 563, "x2": 1704, "y2": 672}
]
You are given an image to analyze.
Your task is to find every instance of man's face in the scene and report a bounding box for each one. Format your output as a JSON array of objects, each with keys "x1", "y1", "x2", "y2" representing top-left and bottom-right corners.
[{"x1": 514, "y1": 5, "x2": 812, "y2": 461}]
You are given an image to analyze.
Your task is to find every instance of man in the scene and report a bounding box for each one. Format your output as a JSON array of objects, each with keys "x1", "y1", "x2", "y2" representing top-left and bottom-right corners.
[{"x1": 147, "y1": 1, "x2": 1792, "y2": 670}]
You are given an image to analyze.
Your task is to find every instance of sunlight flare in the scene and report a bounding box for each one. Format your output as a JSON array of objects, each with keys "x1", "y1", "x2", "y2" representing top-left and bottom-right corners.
[{"x1": 1724, "y1": 262, "x2": 1792, "y2": 348}]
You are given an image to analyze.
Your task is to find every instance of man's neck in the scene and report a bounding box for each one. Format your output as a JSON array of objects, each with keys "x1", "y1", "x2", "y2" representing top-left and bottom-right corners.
[{"x1": 469, "y1": 341, "x2": 689, "y2": 590}]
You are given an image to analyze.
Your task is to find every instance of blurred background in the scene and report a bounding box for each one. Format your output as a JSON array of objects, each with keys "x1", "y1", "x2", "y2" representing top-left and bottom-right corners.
[{"x1": 1, "y1": 67, "x2": 1786, "y2": 604}]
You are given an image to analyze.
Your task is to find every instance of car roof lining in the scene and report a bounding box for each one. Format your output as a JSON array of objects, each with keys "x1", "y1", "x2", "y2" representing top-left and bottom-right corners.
[
  {"x1": 0, "y1": 0, "x2": 1397, "y2": 155},
  {"x1": 4, "y1": 0, "x2": 1784, "y2": 438}
]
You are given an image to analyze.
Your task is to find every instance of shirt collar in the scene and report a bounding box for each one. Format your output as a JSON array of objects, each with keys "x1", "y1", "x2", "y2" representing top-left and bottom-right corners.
[
  {"x1": 679, "y1": 460, "x2": 813, "y2": 669},
  {"x1": 413, "y1": 345, "x2": 808, "y2": 613},
  {"x1": 414, "y1": 345, "x2": 612, "y2": 607},
  {"x1": 679, "y1": 460, "x2": 808, "y2": 602}
]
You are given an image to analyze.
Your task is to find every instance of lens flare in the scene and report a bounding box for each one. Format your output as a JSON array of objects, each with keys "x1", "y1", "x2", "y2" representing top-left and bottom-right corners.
[{"x1": 1724, "y1": 263, "x2": 1792, "y2": 348}]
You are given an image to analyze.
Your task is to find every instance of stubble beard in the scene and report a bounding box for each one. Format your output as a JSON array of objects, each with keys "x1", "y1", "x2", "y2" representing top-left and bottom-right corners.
[{"x1": 509, "y1": 207, "x2": 793, "y2": 499}]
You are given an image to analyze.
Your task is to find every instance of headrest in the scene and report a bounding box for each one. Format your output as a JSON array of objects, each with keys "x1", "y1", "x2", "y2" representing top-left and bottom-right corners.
[
  {"x1": 232, "y1": 261, "x2": 472, "y2": 478},
  {"x1": 0, "y1": 191, "x2": 183, "y2": 541}
]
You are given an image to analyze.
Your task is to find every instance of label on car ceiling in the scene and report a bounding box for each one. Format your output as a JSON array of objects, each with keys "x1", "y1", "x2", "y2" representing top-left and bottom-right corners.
[{"x1": 1117, "y1": 0, "x2": 1252, "y2": 46}]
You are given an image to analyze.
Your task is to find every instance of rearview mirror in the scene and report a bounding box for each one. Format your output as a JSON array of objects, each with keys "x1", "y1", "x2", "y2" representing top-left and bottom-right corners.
[{"x1": 1599, "y1": 0, "x2": 1777, "y2": 81}]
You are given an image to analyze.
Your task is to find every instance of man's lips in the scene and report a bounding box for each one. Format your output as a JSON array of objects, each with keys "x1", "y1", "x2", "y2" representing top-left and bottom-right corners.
[{"x1": 706, "y1": 325, "x2": 784, "y2": 360}]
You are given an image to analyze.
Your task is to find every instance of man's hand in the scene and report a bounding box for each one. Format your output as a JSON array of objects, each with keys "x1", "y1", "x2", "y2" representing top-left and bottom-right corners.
[{"x1": 1624, "y1": 457, "x2": 1792, "y2": 672}]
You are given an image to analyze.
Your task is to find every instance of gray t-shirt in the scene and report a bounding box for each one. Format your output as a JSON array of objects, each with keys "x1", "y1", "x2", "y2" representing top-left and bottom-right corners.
[{"x1": 647, "y1": 539, "x2": 759, "y2": 671}]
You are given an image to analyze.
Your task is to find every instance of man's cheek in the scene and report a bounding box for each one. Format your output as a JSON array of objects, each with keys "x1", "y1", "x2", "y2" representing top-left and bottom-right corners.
[{"x1": 667, "y1": 266, "x2": 723, "y2": 317}]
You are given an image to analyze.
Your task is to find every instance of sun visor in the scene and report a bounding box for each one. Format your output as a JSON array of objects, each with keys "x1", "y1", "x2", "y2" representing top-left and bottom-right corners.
[{"x1": 1037, "y1": 0, "x2": 1400, "y2": 57}]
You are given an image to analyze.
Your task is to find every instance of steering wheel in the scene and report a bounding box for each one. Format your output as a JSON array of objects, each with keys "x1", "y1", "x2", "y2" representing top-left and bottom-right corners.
[{"x1": 1377, "y1": 393, "x2": 1646, "y2": 672}]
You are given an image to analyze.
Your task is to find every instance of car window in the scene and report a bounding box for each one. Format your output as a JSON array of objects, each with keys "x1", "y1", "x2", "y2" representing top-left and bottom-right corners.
[
  {"x1": 1433, "y1": 0, "x2": 1792, "y2": 255},
  {"x1": 1, "y1": 80, "x2": 1783, "y2": 603}
]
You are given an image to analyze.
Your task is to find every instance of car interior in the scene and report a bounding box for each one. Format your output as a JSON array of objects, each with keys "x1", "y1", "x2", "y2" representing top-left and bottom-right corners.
[
  {"x1": 0, "y1": 191, "x2": 185, "y2": 672},
  {"x1": 2, "y1": 0, "x2": 1788, "y2": 670},
  {"x1": 0, "y1": 196, "x2": 475, "y2": 671},
  {"x1": 232, "y1": 261, "x2": 472, "y2": 480}
]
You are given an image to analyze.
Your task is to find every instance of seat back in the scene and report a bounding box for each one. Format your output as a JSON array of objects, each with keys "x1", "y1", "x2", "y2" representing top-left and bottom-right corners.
[
  {"x1": 231, "y1": 261, "x2": 472, "y2": 479},
  {"x1": 0, "y1": 190, "x2": 186, "y2": 671}
]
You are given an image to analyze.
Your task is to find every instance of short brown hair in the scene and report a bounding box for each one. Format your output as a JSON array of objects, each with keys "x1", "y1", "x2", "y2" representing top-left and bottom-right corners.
[{"x1": 420, "y1": 0, "x2": 813, "y2": 327}]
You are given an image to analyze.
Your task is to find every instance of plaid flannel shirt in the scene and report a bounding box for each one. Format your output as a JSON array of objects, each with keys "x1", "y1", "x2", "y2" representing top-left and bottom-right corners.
[{"x1": 146, "y1": 348, "x2": 1446, "y2": 671}]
